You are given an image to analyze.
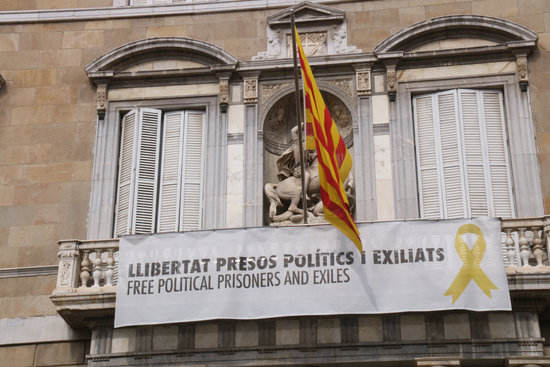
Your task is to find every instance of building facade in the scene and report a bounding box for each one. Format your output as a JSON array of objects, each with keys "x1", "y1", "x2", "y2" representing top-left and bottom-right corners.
[{"x1": 1, "y1": 0, "x2": 550, "y2": 366}]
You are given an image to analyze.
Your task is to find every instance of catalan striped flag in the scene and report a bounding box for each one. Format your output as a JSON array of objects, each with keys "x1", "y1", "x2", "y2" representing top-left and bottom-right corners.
[{"x1": 295, "y1": 28, "x2": 363, "y2": 252}]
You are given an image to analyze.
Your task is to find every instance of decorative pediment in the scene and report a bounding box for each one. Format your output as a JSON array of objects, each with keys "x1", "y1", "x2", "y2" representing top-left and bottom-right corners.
[
  {"x1": 85, "y1": 37, "x2": 238, "y2": 75},
  {"x1": 374, "y1": 15, "x2": 537, "y2": 54},
  {"x1": 253, "y1": 2, "x2": 359, "y2": 60},
  {"x1": 267, "y1": 1, "x2": 345, "y2": 27},
  {"x1": 374, "y1": 15, "x2": 538, "y2": 93}
]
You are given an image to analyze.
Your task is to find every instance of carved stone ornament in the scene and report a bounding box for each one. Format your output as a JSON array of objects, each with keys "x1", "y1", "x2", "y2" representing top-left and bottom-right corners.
[
  {"x1": 219, "y1": 79, "x2": 229, "y2": 104},
  {"x1": 97, "y1": 85, "x2": 107, "y2": 111},
  {"x1": 244, "y1": 78, "x2": 258, "y2": 104},
  {"x1": 386, "y1": 66, "x2": 397, "y2": 101},
  {"x1": 331, "y1": 23, "x2": 361, "y2": 55},
  {"x1": 516, "y1": 55, "x2": 529, "y2": 91},
  {"x1": 262, "y1": 82, "x2": 292, "y2": 104},
  {"x1": 55, "y1": 240, "x2": 80, "y2": 290},
  {"x1": 60, "y1": 260, "x2": 73, "y2": 286},
  {"x1": 387, "y1": 67, "x2": 396, "y2": 92},
  {"x1": 327, "y1": 79, "x2": 353, "y2": 97},
  {"x1": 356, "y1": 70, "x2": 371, "y2": 96},
  {"x1": 253, "y1": 28, "x2": 284, "y2": 60},
  {"x1": 286, "y1": 31, "x2": 327, "y2": 57}
]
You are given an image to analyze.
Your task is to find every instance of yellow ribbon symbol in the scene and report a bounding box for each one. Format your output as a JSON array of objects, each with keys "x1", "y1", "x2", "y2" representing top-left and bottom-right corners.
[{"x1": 444, "y1": 223, "x2": 498, "y2": 303}]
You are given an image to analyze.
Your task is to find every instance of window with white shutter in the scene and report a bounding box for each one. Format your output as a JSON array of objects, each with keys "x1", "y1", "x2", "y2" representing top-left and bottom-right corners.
[
  {"x1": 413, "y1": 89, "x2": 514, "y2": 219},
  {"x1": 115, "y1": 108, "x2": 205, "y2": 236}
]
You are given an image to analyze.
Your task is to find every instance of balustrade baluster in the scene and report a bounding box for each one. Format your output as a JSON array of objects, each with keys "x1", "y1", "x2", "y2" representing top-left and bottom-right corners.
[
  {"x1": 105, "y1": 249, "x2": 115, "y2": 286},
  {"x1": 518, "y1": 228, "x2": 532, "y2": 268},
  {"x1": 92, "y1": 249, "x2": 103, "y2": 287},
  {"x1": 80, "y1": 250, "x2": 91, "y2": 288},
  {"x1": 504, "y1": 229, "x2": 517, "y2": 268},
  {"x1": 532, "y1": 227, "x2": 544, "y2": 268}
]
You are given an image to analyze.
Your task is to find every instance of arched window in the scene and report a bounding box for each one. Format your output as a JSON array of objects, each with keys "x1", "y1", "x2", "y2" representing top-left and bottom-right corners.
[
  {"x1": 374, "y1": 15, "x2": 542, "y2": 219},
  {"x1": 86, "y1": 38, "x2": 237, "y2": 238}
]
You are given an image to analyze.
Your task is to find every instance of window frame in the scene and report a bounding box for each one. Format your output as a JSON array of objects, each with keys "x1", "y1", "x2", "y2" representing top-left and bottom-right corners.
[
  {"x1": 392, "y1": 74, "x2": 543, "y2": 219},
  {"x1": 412, "y1": 88, "x2": 515, "y2": 219},
  {"x1": 88, "y1": 96, "x2": 223, "y2": 240}
]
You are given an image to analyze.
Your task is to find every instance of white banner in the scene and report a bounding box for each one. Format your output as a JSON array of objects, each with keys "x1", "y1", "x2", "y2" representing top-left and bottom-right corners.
[{"x1": 115, "y1": 218, "x2": 510, "y2": 327}]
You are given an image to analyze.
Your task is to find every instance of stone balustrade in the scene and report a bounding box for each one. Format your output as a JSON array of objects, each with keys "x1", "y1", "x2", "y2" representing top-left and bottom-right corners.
[
  {"x1": 54, "y1": 239, "x2": 119, "y2": 292},
  {"x1": 52, "y1": 217, "x2": 550, "y2": 296},
  {"x1": 501, "y1": 217, "x2": 550, "y2": 274}
]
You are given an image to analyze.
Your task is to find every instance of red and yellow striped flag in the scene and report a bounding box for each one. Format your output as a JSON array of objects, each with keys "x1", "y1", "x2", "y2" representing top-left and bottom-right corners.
[{"x1": 295, "y1": 28, "x2": 363, "y2": 252}]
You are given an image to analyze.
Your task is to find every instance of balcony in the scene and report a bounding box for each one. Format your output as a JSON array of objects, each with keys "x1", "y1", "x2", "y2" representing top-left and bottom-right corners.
[{"x1": 51, "y1": 217, "x2": 550, "y2": 328}]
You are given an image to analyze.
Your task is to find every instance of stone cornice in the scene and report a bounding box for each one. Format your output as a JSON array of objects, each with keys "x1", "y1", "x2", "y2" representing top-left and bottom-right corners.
[
  {"x1": 0, "y1": 0, "x2": 343, "y2": 24},
  {"x1": 0, "y1": 265, "x2": 58, "y2": 279}
]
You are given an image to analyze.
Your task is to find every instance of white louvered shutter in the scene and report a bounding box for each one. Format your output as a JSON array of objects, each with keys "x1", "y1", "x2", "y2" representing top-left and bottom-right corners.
[
  {"x1": 132, "y1": 108, "x2": 161, "y2": 234},
  {"x1": 480, "y1": 91, "x2": 514, "y2": 217},
  {"x1": 459, "y1": 90, "x2": 488, "y2": 217},
  {"x1": 437, "y1": 91, "x2": 467, "y2": 218},
  {"x1": 414, "y1": 95, "x2": 442, "y2": 219},
  {"x1": 115, "y1": 110, "x2": 138, "y2": 237},
  {"x1": 180, "y1": 111, "x2": 205, "y2": 231},
  {"x1": 415, "y1": 89, "x2": 514, "y2": 220},
  {"x1": 157, "y1": 112, "x2": 184, "y2": 233}
]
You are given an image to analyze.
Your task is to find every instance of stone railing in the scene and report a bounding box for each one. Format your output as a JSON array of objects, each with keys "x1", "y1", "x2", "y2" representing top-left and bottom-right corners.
[
  {"x1": 54, "y1": 239, "x2": 119, "y2": 293},
  {"x1": 501, "y1": 217, "x2": 550, "y2": 274},
  {"x1": 52, "y1": 217, "x2": 550, "y2": 295}
]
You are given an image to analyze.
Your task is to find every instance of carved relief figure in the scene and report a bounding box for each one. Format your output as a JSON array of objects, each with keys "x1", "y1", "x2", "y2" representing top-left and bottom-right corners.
[
  {"x1": 264, "y1": 97, "x2": 355, "y2": 225},
  {"x1": 332, "y1": 24, "x2": 360, "y2": 54}
]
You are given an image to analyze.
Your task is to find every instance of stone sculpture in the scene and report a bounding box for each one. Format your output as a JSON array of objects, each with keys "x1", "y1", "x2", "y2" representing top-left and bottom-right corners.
[{"x1": 264, "y1": 123, "x2": 355, "y2": 225}]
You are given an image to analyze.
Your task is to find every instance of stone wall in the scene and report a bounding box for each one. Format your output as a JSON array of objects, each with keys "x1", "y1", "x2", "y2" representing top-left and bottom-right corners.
[
  {"x1": 0, "y1": 0, "x2": 549, "y2": 329},
  {"x1": 0, "y1": 0, "x2": 112, "y2": 11},
  {"x1": 0, "y1": 342, "x2": 87, "y2": 367},
  {"x1": 84, "y1": 311, "x2": 543, "y2": 365}
]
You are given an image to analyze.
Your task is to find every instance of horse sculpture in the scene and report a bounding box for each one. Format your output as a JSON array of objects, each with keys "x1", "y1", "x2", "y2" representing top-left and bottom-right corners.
[
  {"x1": 264, "y1": 154, "x2": 324, "y2": 223},
  {"x1": 264, "y1": 152, "x2": 356, "y2": 225}
]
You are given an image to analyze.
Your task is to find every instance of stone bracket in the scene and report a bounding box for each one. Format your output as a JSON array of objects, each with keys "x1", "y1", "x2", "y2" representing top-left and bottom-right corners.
[
  {"x1": 218, "y1": 77, "x2": 230, "y2": 113},
  {"x1": 507, "y1": 41, "x2": 536, "y2": 92},
  {"x1": 96, "y1": 84, "x2": 107, "y2": 120},
  {"x1": 378, "y1": 52, "x2": 403, "y2": 102}
]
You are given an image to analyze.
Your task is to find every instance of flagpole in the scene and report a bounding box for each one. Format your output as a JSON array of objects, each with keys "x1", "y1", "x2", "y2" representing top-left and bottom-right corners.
[{"x1": 290, "y1": 11, "x2": 308, "y2": 225}]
